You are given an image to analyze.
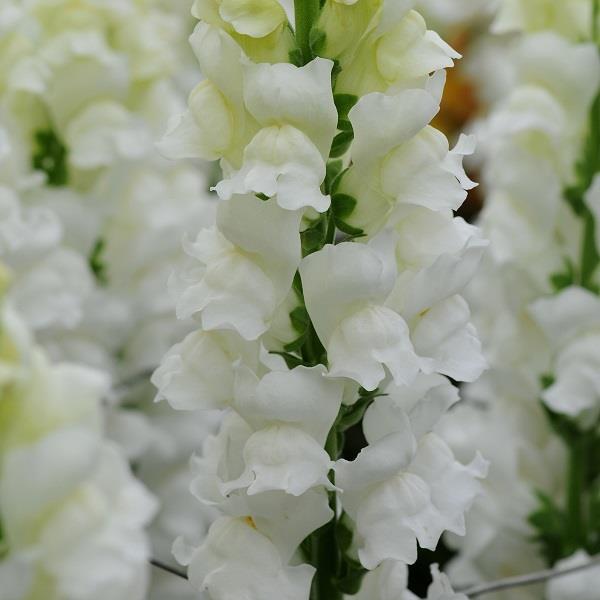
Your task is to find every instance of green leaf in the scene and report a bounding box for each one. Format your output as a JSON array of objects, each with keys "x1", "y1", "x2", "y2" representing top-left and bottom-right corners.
[
  {"x1": 335, "y1": 218, "x2": 364, "y2": 237},
  {"x1": 542, "y1": 404, "x2": 581, "y2": 446},
  {"x1": 301, "y1": 217, "x2": 328, "y2": 255},
  {"x1": 290, "y1": 306, "x2": 310, "y2": 333},
  {"x1": 335, "y1": 514, "x2": 367, "y2": 594},
  {"x1": 284, "y1": 333, "x2": 307, "y2": 353},
  {"x1": 550, "y1": 259, "x2": 576, "y2": 292},
  {"x1": 324, "y1": 159, "x2": 343, "y2": 194},
  {"x1": 337, "y1": 119, "x2": 353, "y2": 132},
  {"x1": 256, "y1": 192, "x2": 270, "y2": 201},
  {"x1": 540, "y1": 373, "x2": 555, "y2": 390},
  {"x1": 331, "y1": 193, "x2": 356, "y2": 220},
  {"x1": 89, "y1": 238, "x2": 108, "y2": 285},
  {"x1": 292, "y1": 271, "x2": 303, "y2": 298},
  {"x1": 528, "y1": 490, "x2": 570, "y2": 565},
  {"x1": 334, "y1": 94, "x2": 359, "y2": 122},
  {"x1": 330, "y1": 130, "x2": 353, "y2": 158},
  {"x1": 32, "y1": 128, "x2": 68, "y2": 187},
  {"x1": 289, "y1": 47, "x2": 303, "y2": 67},
  {"x1": 337, "y1": 388, "x2": 384, "y2": 431}
]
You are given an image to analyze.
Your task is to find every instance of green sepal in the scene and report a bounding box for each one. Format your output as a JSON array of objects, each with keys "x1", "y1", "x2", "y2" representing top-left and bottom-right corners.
[
  {"x1": 334, "y1": 94, "x2": 359, "y2": 122},
  {"x1": 309, "y1": 27, "x2": 326, "y2": 54},
  {"x1": 301, "y1": 216, "x2": 328, "y2": 255},
  {"x1": 89, "y1": 238, "x2": 108, "y2": 285},
  {"x1": 290, "y1": 305, "x2": 310, "y2": 333},
  {"x1": 334, "y1": 514, "x2": 367, "y2": 594},
  {"x1": 337, "y1": 388, "x2": 385, "y2": 431},
  {"x1": 284, "y1": 334, "x2": 307, "y2": 353},
  {"x1": 550, "y1": 258, "x2": 576, "y2": 292},
  {"x1": 292, "y1": 271, "x2": 304, "y2": 297},
  {"x1": 331, "y1": 193, "x2": 356, "y2": 220},
  {"x1": 335, "y1": 218, "x2": 364, "y2": 237},
  {"x1": 330, "y1": 130, "x2": 353, "y2": 158},
  {"x1": 528, "y1": 489, "x2": 571, "y2": 565},
  {"x1": 32, "y1": 128, "x2": 68, "y2": 187},
  {"x1": 324, "y1": 160, "x2": 344, "y2": 194},
  {"x1": 289, "y1": 47, "x2": 304, "y2": 67}
]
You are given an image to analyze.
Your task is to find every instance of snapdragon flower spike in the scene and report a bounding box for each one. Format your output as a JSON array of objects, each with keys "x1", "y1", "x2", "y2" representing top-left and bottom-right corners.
[
  {"x1": 0, "y1": 302, "x2": 157, "y2": 600},
  {"x1": 154, "y1": 0, "x2": 490, "y2": 595}
]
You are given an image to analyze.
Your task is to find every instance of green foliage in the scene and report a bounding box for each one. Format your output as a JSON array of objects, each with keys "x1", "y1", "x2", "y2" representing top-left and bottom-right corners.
[
  {"x1": 32, "y1": 128, "x2": 68, "y2": 186},
  {"x1": 563, "y1": 91, "x2": 600, "y2": 290},
  {"x1": 289, "y1": 47, "x2": 304, "y2": 66},
  {"x1": 528, "y1": 491, "x2": 571, "y2": 565},
  {"x1": 334, "y1": 94, "x2": 358, "y2": 124},
  {"x1": 331, "y1": 193, "x2": 356, "y2": 220},
  {"x1": 301, "y1": 213, "x2": 330, "y2": 255},
  {"x1": 324, "y1": 159, "x2": 344, "y2": 194},
  {"x1": 549, "y1": 259, "x2": 576, "y2": 292},
  {"x1": 330, "y1": 130, "x2": 353, "y2": 158},
  {"x1": 89, "y1": 238, "x2": 108, "y2": 285},
  {"x1": 334, "y1": 515, "x2": 367, "y2": 594},
  {"x1": 336, "y1": 387, "x2": 385, "y2": 432},
  {"x1": 309, "y1": 27, "x2": 326, "y2": 54}
]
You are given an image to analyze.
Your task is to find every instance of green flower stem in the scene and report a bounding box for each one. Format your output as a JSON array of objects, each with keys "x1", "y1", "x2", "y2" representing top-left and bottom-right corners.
[
  {"x1": 294, "y1": 0, "x2": 320, "y2": 64},
  {"x1": 581, "y1": 209, "x2": 600, "y2": 290},
  {"x1": 567, "y1": 435, "x2": 588, "y2": 550},
  {"x1": 310, "y1": 431, "x2": 342, "y2": 600}
]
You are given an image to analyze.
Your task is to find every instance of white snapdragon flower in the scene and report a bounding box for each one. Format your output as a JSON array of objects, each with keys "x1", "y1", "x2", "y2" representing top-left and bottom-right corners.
[
  {"x1": 189, "y1": 420, "x2": 333, "y2": 558},
  {"x1": 158, "y1": 23, "x2": 251, "y2": 164},
  {"x1": 439, "y1": 371, "x2": 565, "y2": 593},
  {"x1": 546, "y1": 551, "x2": 600, "y2": 600},
  {"x1": 215, "y1": 57, "x2": 338, "y2": 212},
  {"x1": 191, "y1": 0, "x2": 294, "y2": 63},
  {"x1": 152, "y1": 330, "x2": 260, "y2": 411},
  {"x1": 0, "y1": 185, "x2": 61, "y2": 255},
  {"x1": 169, "y1": 194, "x2": 301, "y2": 340},
  {"x1": 7, "y1": 248, "x2": 93, "y2": 333},
  {"x1": 336, "y1": 374, "x2": 487, "y2": 569},
  {"x1": 182, "y1": 517, "x2": 315, "y2": 600},
  {"x1": 331, "y1": 2, "x2": 460, "y2": 96},
  {"x1": 530, "y1": 286, "x2": 600, "y2": 427},
  {"x1": 0, "y1": 312, "x2": 157, "y2": 600},
  {"x1": 193, "y1": 0, "x2": 289, "y2": 38},
  {"x1": 162, "y1": 23, "x2": 337, "y2": 212},
  {"x1": 300, "y1": 230, "x2": 420, "y2": 391},
  {"x1": 492, "y1": 0, "x2": 592, "y2": 40},
  {"x1": 350, "y1": 561, "x2": 467, "y2": 600},
  {"x1": 218, "y1": 364, "x2": 344, "y2": 496},
  {"x1": 300, "y1": 229, "x2": 486, "y2": 390},
  {"x1": 339, "y1": 89, "x2": 476, "y2": 236},
  {"x1": 389, "y1": 207, "x2": 488, "y2": 319}
]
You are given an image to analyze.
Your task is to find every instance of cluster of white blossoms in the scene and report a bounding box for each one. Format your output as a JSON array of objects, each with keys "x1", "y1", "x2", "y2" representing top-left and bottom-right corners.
[
  {"x1": 0, "y1": 1, "x2": 220, "y2": 598},
  {"x1": 439, "y1": 0, "x2": 600, "y2": 598},
  {"x1": 152, "y1": 0, "x2": 490, "y2": 597},
  {"x1": 0, "y1": 264, "x2": 157, "y2": 599}
]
